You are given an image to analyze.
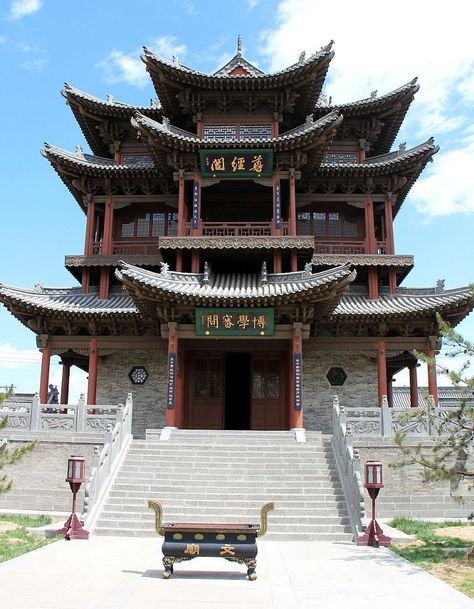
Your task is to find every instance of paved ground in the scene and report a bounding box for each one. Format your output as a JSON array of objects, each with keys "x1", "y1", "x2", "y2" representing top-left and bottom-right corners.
[{"x1": 0, "y1": 537, "x2": 472, "y2": 609}]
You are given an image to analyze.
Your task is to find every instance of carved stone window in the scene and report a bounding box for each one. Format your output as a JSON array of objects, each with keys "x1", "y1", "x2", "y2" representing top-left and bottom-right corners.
[
  {"x1": 129, "y1": 366, "x2": 149, "y2": 385},
  {"x1": 326, "y1": 367, "x2": 347, "y2": 386}
]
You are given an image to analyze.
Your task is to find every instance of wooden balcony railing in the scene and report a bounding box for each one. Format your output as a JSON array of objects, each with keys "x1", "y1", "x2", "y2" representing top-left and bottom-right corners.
[
  {"x1": 92, "y1": 240, "x2": 161, "y2": 255},
  {"x1": 184, "y1": 222, "x2": 289, "y2": 236},
  {"x1": 313, "y1": 240, "x2": 387, "y2": 255}
]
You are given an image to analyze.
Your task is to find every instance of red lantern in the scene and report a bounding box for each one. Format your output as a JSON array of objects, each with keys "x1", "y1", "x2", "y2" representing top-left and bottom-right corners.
[
  {"x1": 357, "y1": 460, "x2": 390, "y2": 547},
  {"x1": 57, "y1": 455, "x2": 89, "y2": 540}
]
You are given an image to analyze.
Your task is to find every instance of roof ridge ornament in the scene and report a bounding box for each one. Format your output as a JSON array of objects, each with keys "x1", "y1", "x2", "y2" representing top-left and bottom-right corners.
[
  {"x1": 106, "y1": 94, "x2": 114, "y2": 103},
  {"x1": 436, "y1": 279, "x2": 445, "y2": 293},
  {"x1": 34, "y1": 282, "x2": 45, "y2": 293},
  {"x1": 304, "y1": 262, "x2": 314, "y2": 277},
  {"x1": 75, "y1": 145, "x2": 84, "y2": 157},
  {"x1": 237, "y1": 34, "x2": 242, "y2": 56},
  {"x1": 260, "y1": 261, "x2": 268, "y2": 285},
  {"x1": 160, "y1": 262, "x2": 170, "y2": 277},
  {"x1": 370, "y1": 90, "x2": 378, "y2": 99},
  {"x1": 398, "y1": 142, "x2": 406, "y2": 153},
  {"x1": 299, "y1": 51, "x2": 306, "y2": 63}
]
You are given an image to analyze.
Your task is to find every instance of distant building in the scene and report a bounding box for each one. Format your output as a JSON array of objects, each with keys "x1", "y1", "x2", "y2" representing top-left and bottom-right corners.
[{"x1": 1, "y1": 40, "x2": 472, "y2": 435}]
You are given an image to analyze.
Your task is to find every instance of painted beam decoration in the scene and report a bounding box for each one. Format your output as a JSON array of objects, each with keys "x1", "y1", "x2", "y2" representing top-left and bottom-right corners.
[
  {"x1": 196, "y1": 307, "x2": 274, "y2": 336},
  {"x1": 200, "y1": 150, "x2": 273, "y2": 178}
]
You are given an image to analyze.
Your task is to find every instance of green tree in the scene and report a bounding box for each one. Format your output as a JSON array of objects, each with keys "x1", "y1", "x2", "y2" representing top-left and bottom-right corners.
[
  {"x1": 395, "y1": 313, "x2": 473, "y2": 488},
  {"x1": 0, "y1": 386, "x2": 36, "y2": 494}
]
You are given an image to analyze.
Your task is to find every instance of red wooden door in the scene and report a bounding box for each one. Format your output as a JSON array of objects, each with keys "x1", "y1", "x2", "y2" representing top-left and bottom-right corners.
[
  {"x1": 186, "y1": 354, "x2": 223, "y2": 429},
  {"x1": 251, "y1": 354, "x2": 287, "y2": 430}
]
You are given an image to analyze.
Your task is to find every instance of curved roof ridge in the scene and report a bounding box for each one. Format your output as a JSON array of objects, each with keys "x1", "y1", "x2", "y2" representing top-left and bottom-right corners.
[
  {"x1": 316, "y1": 77, "x2": 418, "y2": 111},
  {"x1": 63, "y1": 82, "x2": 161, "y2": 112},
  {"x1": 142, "y1": 41, "x2": 334, "y2": 79},
  {"x1": 42, "y1": 142, "x2": 155, "y2": 170},
  {"x1": 364, "y1": 137, "x2": 436, "y2": 164}
]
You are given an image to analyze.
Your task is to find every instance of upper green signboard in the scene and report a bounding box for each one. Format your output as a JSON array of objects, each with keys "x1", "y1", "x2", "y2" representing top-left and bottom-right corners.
[
  {"x1": 196, "y1": 307, "x2": 275, "y2": 336},
  {"x1": 200, "y1": 149, "x2": 273, "y2": 178}
]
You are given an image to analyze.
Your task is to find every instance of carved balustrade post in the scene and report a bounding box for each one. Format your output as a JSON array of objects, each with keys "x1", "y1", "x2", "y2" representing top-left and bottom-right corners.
[
  {"x1": 29, "y1": 393, "x2": 40, "y2": 432},
  {"x1": 75, "y1": 393, "x2": 86, "y2": 433}
]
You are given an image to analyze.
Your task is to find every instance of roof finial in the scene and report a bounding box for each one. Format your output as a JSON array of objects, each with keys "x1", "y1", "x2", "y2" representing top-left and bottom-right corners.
[
  {"x1": 237, "y1": 34, "x2": 242, "y2": 56},
  {"x1": 299, "y1": 51, "x2": 306, "y2": 63}
]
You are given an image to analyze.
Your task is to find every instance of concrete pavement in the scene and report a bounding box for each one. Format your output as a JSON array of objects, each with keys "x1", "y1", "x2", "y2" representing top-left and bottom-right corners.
[{"x1": 0, "y1": 536, "x2": 472, "y2": 609}]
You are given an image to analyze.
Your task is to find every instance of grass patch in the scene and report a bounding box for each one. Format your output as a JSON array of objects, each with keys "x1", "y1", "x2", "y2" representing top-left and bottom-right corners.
[
  {"x1": 390, "y1": 517, "x2": 474, "y2": 598},
  {"x1": 0, "y1": 514, "x2": 58, "y2": 563}
]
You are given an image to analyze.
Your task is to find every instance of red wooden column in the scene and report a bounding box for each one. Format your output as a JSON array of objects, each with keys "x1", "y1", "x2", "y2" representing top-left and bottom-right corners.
[
  {"x1": 384, "y1": 198, "x2": 395, "y2": 255},
  {"x1": 377, "y1": 341, "x2": 388, "y2": 406},
  {"x1": 166, "y1": 323, "x2": 181, "y2": 427},
  {"x1": 39, "y1": 345, "x2": 51, "y2": 404},
  {"x1": 87, "y1": 339, "x2": 98, "y2": 406},
  {"x1": 99, "y1": 197, "x2": 114, "y2": 299},
  {"x1": 290, "y1": 323, "x2": 304, "y2": 429},
  {"x1": 368, "y1": 268, "x2": 379, "y2": 299},
  {"x1": 60, "y1": 361, "x2": 71, "y2": 405},
  {"x1": 82, "y1": 198, "x2": 96, "y2": 294},
  {"x1": 364, "y1": 196, "x2": 376, "y2": 254},
  {"x1": 427, "y1": 345, "x2": 439, "y2": 405},
  {"x1": 290, "y1": 249, "x2": 298, "y2": 272},
  {"x1": 409, "y1": 364, "x2": 418, "y2": 407}
]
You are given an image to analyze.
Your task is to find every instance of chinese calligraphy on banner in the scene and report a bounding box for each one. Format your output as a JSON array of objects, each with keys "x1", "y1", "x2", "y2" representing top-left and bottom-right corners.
[
  {"x1": 200, "y1": 149, "x2": 273, "y2": 178},
  {"x1": 195, "y1": 308, "x2": 275, "y2": 336}
]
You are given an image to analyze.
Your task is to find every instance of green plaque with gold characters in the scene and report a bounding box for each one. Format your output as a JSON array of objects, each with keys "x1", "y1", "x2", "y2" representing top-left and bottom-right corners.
[
  {"x1": 196, "y1": 307, "x2": 274, "y2": 336},
  {"x1": 200, "y1": 149, "x2": 273, "y2": 178}
]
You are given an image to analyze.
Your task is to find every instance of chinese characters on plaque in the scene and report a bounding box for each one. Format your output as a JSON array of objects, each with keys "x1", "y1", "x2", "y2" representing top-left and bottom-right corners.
[
  {"x1": 196, "y1": 308, "x2": 275, "y2": 336},
  {"x1": 200, "y1": 149, "x2": 273, "y2": 178}
]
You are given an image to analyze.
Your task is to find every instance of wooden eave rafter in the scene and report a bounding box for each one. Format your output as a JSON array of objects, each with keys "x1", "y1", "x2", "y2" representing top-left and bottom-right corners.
[{"x1": 63, "y1": 83, "x2": 162, "y2": 156}]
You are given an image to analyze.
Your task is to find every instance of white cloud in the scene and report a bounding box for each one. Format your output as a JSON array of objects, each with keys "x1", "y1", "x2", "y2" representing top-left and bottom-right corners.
[
  {"x1": 411, "y1": 141, "x2": 474, "y2": 217},
  {"x1": 0, "y1": 344, "x2": 41, "y2": 369},
  {"x1": 247, "y1": 0, "x2": 260, "y2": 9},
  {"x1": 21, "y1": 57, "x2": 46, "y2": 71},
  {"x1": 259, "y1": 0, "x2": 474, "y2": 137},
  {"x1": 0, "y1": 35, "x2": 7, "y2": 44},
  {"x1": 96, "y1": 36, "x2": 187, "y2": 88},
  {"x1": 96, "y1": 49, "x2": 148, "y2": 88},
  {"x1": 9, "y1": 0, "x2": 42, "y2": 20}
]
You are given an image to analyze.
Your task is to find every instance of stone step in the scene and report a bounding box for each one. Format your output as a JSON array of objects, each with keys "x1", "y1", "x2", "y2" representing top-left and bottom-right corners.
[
  {"x1": 112, "y1": 473, "x2": 340, "y2": 483},
  {"x1": 105, "y1": 495, "x2": 346, "y2": 506},
  {"x1": 110, "y1": 482, "x2": 343, "y2": 493}
]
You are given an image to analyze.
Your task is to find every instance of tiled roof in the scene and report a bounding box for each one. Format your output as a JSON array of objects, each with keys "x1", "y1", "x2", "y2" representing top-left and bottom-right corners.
[
  {"x1": 314, "y1": 79, "x2": 419, "y2": 156},
  {"x1": 213, "y1": 54, "x2": 265, "y2": 77},
  {"x1": 116, "y1": 261, "x2": 355, "y2": 307},
  {"x1": 142, "y1": 42, "x2": 333, "y2": 81},
  {"x1": 131, "y1": 110, "x2": 342, "y2": 154},
  {"x1": 333, "y1": 286, "x2": 473, "y2": 323},
  {"x1": 0, "y1": 284, "x2": 138, "y2": 318},
  {"x1": 42, "y1": 143, "x2": 155, "y2": 172},
  {"x1": 142, "y1": 43, "x2": 334, "y2": 120}
]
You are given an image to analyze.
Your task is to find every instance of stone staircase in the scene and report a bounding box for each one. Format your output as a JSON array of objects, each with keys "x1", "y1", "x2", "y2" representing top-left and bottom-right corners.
[{"x1": 94, "y1": 429, "x2": 353, "y2": 541}]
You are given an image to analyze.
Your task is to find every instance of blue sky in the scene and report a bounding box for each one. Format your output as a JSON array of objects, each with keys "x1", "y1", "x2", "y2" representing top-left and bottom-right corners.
[{"x1": 0, "y1": 0, "x2": 473, "y2": 397}]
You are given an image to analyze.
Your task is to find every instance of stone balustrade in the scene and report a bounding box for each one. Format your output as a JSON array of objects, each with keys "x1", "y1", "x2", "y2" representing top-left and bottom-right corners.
[{"x1": 0, "y1": 393, "x2": 118, "y2": 435}]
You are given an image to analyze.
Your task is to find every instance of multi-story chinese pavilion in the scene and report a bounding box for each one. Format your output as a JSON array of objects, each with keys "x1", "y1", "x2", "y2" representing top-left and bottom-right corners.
[{"x1": 1, "y1": 39, "x2": 473, "y2": 435}]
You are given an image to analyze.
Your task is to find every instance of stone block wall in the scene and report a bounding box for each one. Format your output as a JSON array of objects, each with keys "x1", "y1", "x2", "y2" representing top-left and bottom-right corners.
[
  {"x1": 303, "y1": 350, "x2": 378, "y2": 432},
  {"x1": 97, "y1": 347, "x2": 168, "y2": 436},
  {"x1": 354, "y1": 439, "x2": 474, "y2": 519}
]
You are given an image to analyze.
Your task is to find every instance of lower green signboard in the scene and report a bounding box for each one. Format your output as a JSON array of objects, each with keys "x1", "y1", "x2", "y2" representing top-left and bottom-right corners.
[{"x1": 195, "y1": 307, "x2": 275, "y2": 336}]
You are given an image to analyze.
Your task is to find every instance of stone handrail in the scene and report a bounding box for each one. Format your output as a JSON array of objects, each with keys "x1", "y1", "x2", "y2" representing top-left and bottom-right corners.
[
  {"x1": 331, "y1": 395, "x2": 365, "y2": 539},
  {"x1": 344, "y1": 395, "x2": 468, "y2": 438},
  {"x1": 81, "y1": 393, "x2": 133, "y2": 530},
  {"x1": 0, "y1": 394, "x2": 118, "y2": 435}
]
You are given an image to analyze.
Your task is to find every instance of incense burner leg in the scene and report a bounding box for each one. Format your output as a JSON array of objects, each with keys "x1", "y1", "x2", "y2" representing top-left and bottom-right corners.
[
  {"x1": 245, "y1": 557, "x2": 257, "y2": 581},
  {"x1": 162, "y1": 556, "x2": 175, "y2": 579}
]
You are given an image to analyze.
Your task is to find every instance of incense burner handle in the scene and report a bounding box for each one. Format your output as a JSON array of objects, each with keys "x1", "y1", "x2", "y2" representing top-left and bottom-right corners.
[
  {"x1": 148, "y1": 500, "x2": 165, "y2": 536},
  {"x1": 257, "y1": 502, "x2": 274, "y2": 538}
]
